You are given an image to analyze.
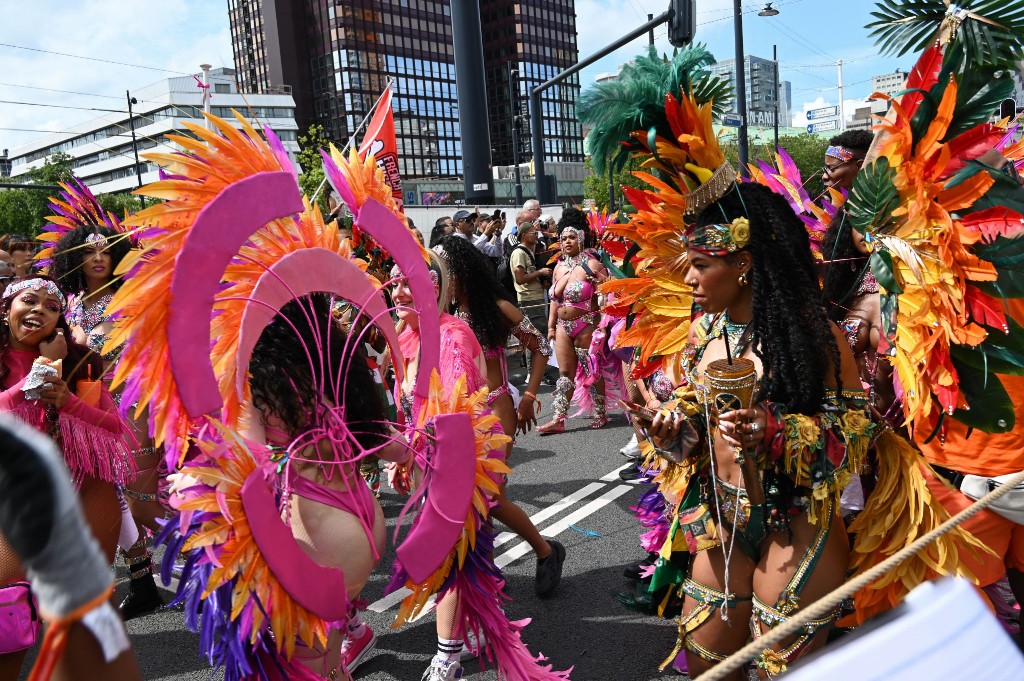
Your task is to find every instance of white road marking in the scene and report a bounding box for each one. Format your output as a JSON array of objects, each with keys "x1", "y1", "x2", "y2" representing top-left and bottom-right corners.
[
  {"x1": 368, "y1": 474, "x2": 634, "y2": 614},
  {"x1": 493, "y1": 481, "x2": 607, "y2": 548},
  {"x1": 600, "y1": 462, "x2": 633, "y2": 482}
]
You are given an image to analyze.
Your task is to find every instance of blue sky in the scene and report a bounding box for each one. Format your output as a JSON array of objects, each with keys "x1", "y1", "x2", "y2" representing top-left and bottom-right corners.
[
  {"x1": 0, "y1": 0, "x2": 906, "y2": 153},
  {"x1": 574, "y1": 0, "x2": 908, "y2": 125}
]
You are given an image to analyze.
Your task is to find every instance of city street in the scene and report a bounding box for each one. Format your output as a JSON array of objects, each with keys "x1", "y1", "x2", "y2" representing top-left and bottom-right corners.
[{"x1": 21, "y1": 373, "x2": 685, "y2": 680}]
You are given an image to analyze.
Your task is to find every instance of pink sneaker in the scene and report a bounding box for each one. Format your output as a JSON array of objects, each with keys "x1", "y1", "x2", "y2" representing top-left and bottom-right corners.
[{"x1": 341, "y1": 625, "x2": 378, "y2": 673}]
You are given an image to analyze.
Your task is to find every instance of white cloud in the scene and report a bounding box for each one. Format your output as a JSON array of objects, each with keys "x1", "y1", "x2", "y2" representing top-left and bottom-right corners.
[
  {"x1": 0, "y1": 0, "x2": 231, "y2": 153},
  {"x1": 791, "y1": 96, "x2": 873, "y2": 128}
]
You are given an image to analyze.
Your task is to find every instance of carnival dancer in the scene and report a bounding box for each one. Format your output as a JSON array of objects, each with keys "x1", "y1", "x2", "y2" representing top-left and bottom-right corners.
[
  {"x1": 48, "y1": 220, "x2": 166, "y2": 619},
  {"x1": 645, "y1": 182, "x2": 871, "y2": 678},
  {"x1": 0, "y1": 275, "x2": 135, "y2": 677},
  {"x1": 386, "y1": 251, "x2": 570, "y2": 681},
  {"x1": 820, "y1": 131, "x2": 872, "y2": 194},
  {"x1": 436, "y1": 234, "x2": 567, "y2": 597},
  {"x1": 539, "y1": 210, "x2": 617, "y2": 434},
  {"x1": 244, "y1": 294, "x2": 413, "y2": 677}
]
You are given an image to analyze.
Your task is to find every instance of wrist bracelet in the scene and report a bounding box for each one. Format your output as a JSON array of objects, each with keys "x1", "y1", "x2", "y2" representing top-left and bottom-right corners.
[{"x1": 524, "y1": 391, "x2": 537, "y2": 401}]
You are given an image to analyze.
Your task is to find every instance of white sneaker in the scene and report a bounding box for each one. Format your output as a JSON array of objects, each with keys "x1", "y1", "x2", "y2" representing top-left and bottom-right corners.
[
  {"x1": 619, "y1": 433, "x2": 640, "y2": 459},
  {"x1": 421, "y1": 657, "x2": 463, "y2": 680},
  {"x1": 459, "y1": 630, "x2": 487, "y2": 661}
]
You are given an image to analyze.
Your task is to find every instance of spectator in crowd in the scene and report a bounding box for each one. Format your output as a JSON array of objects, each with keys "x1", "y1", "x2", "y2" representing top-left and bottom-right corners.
[
  {"x1": 453, "y1": 209, "x2": 503, "y2": 258},
  {"x1": 429, "y1": 216, "x2": 453, "y2": 248}
]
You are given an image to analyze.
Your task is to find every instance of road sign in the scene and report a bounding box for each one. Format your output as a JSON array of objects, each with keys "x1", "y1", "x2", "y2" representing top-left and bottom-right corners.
[
  {"x1": 721, "y1": 114, "x2": 743, "y2": 127},
  {"x1": 807, "y1": 120, "x2": 839, "y2": 134},
  {"x1": 806, "y1": 105, "x2": 838, "y2": 121}
]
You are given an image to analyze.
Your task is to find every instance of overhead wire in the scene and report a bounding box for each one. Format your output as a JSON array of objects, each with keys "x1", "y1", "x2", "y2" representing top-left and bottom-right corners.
[{"x1": 0, "y1": 41, "x2": 195, "y2": 76}]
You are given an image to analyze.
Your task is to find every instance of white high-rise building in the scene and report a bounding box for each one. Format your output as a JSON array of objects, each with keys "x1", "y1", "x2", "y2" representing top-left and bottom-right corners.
[{"x1": 8, "y1": 67, "x2": 300, "y2": 195}]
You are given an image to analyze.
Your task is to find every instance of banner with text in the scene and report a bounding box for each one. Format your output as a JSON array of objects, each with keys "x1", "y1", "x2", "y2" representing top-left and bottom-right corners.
[{"x1": 358, "y1": 84, "x2": 404, "y2": 211}]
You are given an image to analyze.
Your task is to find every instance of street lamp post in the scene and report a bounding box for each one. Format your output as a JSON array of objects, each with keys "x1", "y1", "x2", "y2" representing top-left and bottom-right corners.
[
  {"x1": 508, "y1": 62, "x2": 524, "y2": 205},
  {"x1": 733, "y1": 0, "x2": 750, "y2": 174},
  {"x1": 773, "y1": 44, "x2": 780, "y2": 148}
]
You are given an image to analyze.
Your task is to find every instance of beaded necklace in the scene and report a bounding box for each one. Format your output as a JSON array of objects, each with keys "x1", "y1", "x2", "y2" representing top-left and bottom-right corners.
[{"x1": 721, "y1": 311, "x2": 752, "y2": 355}]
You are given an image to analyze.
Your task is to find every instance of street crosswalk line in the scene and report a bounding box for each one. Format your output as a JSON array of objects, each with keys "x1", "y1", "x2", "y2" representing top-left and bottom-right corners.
[
  {"x1": 493, "y1": 481, "x2": 607, "y2": 548},
  {"x1": 368, "y1": 468, "x2": 634, "y2": 614},
  {"x1": 600, "y1": 462, "x2": 634, "y2": 482}
]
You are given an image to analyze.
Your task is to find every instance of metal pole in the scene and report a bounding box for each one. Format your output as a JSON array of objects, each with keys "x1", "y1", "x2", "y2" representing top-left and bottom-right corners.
[
  {"x1": 531, "y1": 10, "x2": 673, "y2": 202},
  {"x1": 648, "y1": 13, "x2": 655, "y2": 46},
  {"x1": 733, "y1": 0, "x2": 749, "y2": 175},
  {"x1": 773, "y1": 44, "x2": 779, "y2": 148},
  {"x1": 509, "y1": 62, "x2": 523, "y2": 205},
  {"x1": 200, "y1": 63, "x2": 212, "y2": 130},
  {"x1": 451, "y1": 0, "x2": 495, "y2": 203},
  {"x1": 126, "y1": 91, "x2": 145, "y2": 195},
  {"x1": 608, "y1": 158, "x2": 616, "y2": 212},
  {"x1": 837, "y1": 59, "x2": 846, "y2": 132}
]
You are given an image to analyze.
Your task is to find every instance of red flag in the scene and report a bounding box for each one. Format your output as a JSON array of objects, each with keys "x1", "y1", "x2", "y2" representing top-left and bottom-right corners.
[{"x1": 358, "y1": 85, "x2": 404, "y2": 211}]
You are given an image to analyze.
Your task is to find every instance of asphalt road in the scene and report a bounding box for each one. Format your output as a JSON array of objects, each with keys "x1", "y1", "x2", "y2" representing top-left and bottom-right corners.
[{"x1": 21, "y1": 370, "x2": 688, "y2": 680}]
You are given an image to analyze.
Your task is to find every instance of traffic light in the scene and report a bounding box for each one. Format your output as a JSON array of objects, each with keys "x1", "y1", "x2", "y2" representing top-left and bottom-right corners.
[
  {"x1": 668, "y1": 0, "x2": 696, "y2": 47},
  {"x1": 999, "y1": 98, "x2": 1017, "y2": 120}
]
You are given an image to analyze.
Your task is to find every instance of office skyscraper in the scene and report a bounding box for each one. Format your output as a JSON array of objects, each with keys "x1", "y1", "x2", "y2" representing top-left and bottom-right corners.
[{"x1": 228, "y1": 0, "x2": 584, "y2": 180}]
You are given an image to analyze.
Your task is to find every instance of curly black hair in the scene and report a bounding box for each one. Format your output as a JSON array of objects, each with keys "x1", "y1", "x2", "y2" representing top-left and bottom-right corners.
[
  {"x1": 0, "y1": 274, "x2": 103, "y2": 394},
  {"x1": 696, "y1": 183, "x2": 842, "y2": 414},
  {"x1": 828, "y1": 130, "x2": 873, "y2": 154},
  {"x1": 437, "y1": 234, "x2": 514, "y2": 351},
  {"x1": 428, "y1": 222, "x2": 448, "y2": 248},
  {"x1": 819, "y1": 211, "x2": 870, "y2": 323},
  {"x1": 557, "y1": 207, "x2": 594, "y2": 248},
  {"x1": 51, "y1": 226, "x2": 132, "y2": 296},
  {"x1": 248, "y1": 294, "x2": 388, "y2": 451}
]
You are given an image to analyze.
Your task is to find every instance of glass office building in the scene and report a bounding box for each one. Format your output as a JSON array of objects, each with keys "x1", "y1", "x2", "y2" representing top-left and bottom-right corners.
[{"x1": 229, "y1": 0, "x2": 583, "y2": 179}]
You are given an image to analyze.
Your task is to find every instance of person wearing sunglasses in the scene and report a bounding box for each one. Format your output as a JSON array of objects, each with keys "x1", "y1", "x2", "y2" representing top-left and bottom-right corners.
[{"x1": 820, "y1": 130, "x2": 873, "y2": 193}]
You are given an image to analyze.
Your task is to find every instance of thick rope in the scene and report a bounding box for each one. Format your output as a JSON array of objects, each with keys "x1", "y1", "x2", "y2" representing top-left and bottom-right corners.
[{"x1": 693, "y1": 468, "x2": 1024, "y2": 681}]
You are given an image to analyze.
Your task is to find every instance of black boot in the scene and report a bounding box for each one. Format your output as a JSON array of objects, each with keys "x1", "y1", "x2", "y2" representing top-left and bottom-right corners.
[{"x1": 119, "y1": 553, "x2": 164, "y2": 620}]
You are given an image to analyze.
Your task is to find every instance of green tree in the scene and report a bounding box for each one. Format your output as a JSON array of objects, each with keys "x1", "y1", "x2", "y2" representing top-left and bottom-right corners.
[
  {"x1": 723, "y1": 132, "x2": 830, "y2": 200},
  {"x1": 96, "y1": 191, "x2": 145, "y2": 219},
  {"x1": 0, "y1": 152, "x2": 76, "y2": 236},
  {"x1": 582, "y1": 156, "x2": 650, "y2": 212},
  {"x1": 0, "y1": 189, "x2": 36, "y2": 235},
  {"x1": 296, "y1": 124, "x2": 335, "y2": 214}
]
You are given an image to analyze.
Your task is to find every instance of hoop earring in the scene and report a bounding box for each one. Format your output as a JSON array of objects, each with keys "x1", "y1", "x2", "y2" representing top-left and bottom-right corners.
[{"x1": 738, "y1": 272, "x2": 748, "y2": 286}]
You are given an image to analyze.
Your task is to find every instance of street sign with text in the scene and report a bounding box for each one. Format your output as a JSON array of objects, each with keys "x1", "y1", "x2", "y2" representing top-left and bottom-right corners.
[
  {"x1": 806, "y1": 106, "x2": 839, "y2": 121},
  {"x1": 807, "y1": 120, "x2": 839, "y2": 134},
  {"x1": 722, "y1": 114, "x2": 743, "y2": 127}
]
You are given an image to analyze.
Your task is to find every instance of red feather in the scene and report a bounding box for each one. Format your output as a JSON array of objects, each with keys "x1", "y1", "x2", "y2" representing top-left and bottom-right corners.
[
  {"x1": 901, "y1": 45, "x2": 944, "y2": 120},
  {"x1": 966, "y1": 286, "x2": 1009, "y2": 330},
  {"x1": 961, "y1": 206, "x2": 1024, "y2": 243},
  {"x1": 941, "y1": 124, "x2": 1004, "y2": 178}
]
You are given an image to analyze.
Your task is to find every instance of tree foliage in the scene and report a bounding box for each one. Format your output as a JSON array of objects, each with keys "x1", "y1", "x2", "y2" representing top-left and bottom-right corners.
[
  {"x1": 0, "y1": 152, "x2": 75, "y2": 236},
  {"x1": 724, "y1": 132, "x2": 831, "y2": 200},
  {"x1": 96, "y1": 191, "x2": 146, "y2": 219},
  {"x1": 296, "y1": 124, "x2": 335, "y2": 214},
  {"x1": 583, "y1": 156, "x2": 650, "y2": 212},
  {"x1": 586, "y1": 132, "x2": 831, "y2": 212}
]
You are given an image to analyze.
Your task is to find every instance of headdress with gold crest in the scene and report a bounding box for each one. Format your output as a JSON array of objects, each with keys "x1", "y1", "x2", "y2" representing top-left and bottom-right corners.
[{"x1": 578, "y1": 43, "x2": 738, "y2": 377}]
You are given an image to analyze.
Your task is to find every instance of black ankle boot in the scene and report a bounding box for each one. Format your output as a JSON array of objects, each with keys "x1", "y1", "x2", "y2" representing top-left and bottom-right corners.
[{"x1": 119, "y1": 556, "x2": 164, "y2": 620}]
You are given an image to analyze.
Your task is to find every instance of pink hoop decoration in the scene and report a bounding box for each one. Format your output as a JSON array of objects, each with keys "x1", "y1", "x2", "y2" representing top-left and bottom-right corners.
[
  {"x1": 168, "y1": 171, "x2": 305, "y2": 417},
  {"x1": 396, "y1": 411, "x2": 478, "y2": 583},
  {"x1": 322, "y1": 158, "x2": 440, "y2": 399},
  {"x1": 234, "y1": 247, "x2": 404, "y2": 403},
  {"x1": 240, "y1": 469, "x2": 349, "y2": 621}
]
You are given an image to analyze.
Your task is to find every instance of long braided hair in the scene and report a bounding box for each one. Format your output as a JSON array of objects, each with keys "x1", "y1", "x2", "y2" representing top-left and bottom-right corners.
[
  {"x1": 695, "y1": 183, "x2": 842, "y2": 413},
  {"x1": 819, "y1": 211, "x2": 869, "y2": 323},
  {"x1": 436, "y1": 234, "x2": 514, "y2": 351}
]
